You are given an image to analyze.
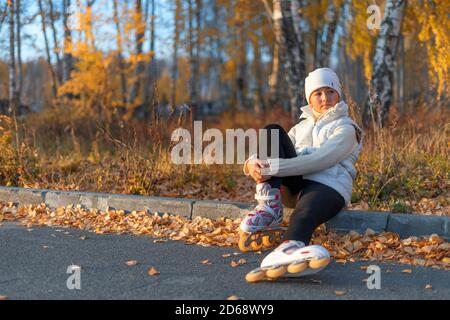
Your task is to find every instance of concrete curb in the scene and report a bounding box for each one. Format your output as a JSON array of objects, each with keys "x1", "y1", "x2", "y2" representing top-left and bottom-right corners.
[{"x1": 0, "y1": 186, "x2": 448, "y2": 240}]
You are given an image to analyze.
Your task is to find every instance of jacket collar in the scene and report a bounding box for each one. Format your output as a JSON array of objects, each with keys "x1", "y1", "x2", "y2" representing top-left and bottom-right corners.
[{"x1": 299, "y1": 101, "x2": 349, "y2": 126}]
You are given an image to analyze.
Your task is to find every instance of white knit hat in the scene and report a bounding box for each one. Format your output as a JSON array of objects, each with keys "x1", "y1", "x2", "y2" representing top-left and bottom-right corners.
[{"x1": 305, "y1": 67, "x2": 342, "y2": 104}]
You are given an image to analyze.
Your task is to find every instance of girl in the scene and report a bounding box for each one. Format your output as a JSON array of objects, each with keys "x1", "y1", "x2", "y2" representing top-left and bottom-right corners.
[{"x1": 239, "y1": 67, "x2": 363, "y2": 281}]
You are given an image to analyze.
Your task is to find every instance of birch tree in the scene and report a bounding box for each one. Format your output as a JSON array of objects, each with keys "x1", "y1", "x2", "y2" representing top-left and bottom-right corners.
[
  {"x1": 129, "y1": 0, "x2": 146, "y2": 106},
  {"x1": 62, "y1": 0, "x2": 73, "y2": 83},
  {"x1": 170, "y1": 0, "x2": 183, "y2": 111},
  {"x1": 363, "y1": 0, "x2": 406, "y2": 128},
  {"x1": 112, "y1": 0, "x2": 127, "y2": 106},
  {"x1": 272, "y1": 0, "x2": 307, "y2": 120},
  {"x1": 143, "y1": 0, "x2": 156, "y2": 113},
  {"x1": 315, "y1": 0, "x2": 340, "y2": 68},
  {"x1": 38, "y1": 0, "x2": 59, "y2": 98},
  {"x1": 15, "y1": 0, "x2": 23, "y2": 102},
  {"x1": 187, "y1": 0, "x2": 199, "y2": 115},
  {"x1": 48, "y1": 0, "x2": 63, "y2": 83},
  {"x1": 8, "y1": 0, "x2": 18, "y2": 114}
]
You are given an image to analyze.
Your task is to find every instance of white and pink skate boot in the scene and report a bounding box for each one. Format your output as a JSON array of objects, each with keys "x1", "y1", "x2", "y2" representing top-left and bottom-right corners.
[
  {"x1": 245, "y1": 240, "x2": 331, "y2": 282},
  {"x1": 238, "y1": 183, "x2": 285, "y2": 252}
]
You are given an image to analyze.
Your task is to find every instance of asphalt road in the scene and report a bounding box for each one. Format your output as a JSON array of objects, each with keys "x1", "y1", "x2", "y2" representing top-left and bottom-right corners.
[{"x1": 0, "y1": 221, "x2": 448, "y2": 300}]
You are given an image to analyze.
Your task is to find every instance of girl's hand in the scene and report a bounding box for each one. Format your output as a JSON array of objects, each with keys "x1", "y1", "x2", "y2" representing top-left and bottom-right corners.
[{"x1": 246, "y1": 159, "x2": 271, "y2": 183}]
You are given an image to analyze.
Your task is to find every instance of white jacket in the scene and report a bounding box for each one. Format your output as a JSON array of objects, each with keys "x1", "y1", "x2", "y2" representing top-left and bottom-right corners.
[{"x1": 246, "y1": 101, "x2": 363, "y2": 206}]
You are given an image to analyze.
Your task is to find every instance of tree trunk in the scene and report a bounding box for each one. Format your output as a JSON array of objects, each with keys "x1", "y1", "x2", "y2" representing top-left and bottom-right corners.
[
  {"x1": 62, "y1": 0, "x2": 73, "y2": 83},
  {"x1": 363, "y1": 0, "x2": 406, "y2": 128},
  {"x1": 15, "y1": 0, "x2": 22, "y2": 104},
  {"x1": 143, "y1": 0, "x2": 156, "y2": 118},
  {"x1": 0, "y1": 2, "x2": 8, "y2": 34},
  {"x1": 48, "y1": 0, "x2": 63, "y2": 83},
  {"x1": 38, "y1": 0, "x2": 59, "y2": 98},
  {"x1": 317, "y1": 0, "x2": 339, "y2": 67},
  {"x1": 235, "y1": 13, "x2": 248, "y2": 111},
  {"x1": 171, "y1": 0, "x2": 182, "y2": 112},
  {"x1": 187, "y1": 0, "x2": 198, "y2": 116},
  {"x1": 8, "y1": 0, "x2": 18, "y2": 114},
  {"x1": 129, "y1": 0, "x2": 145, "y2": 106},
  {"x1": 192, "y1": 0, "x2": 202, "y2": 118},
  {"x1": 144, "y1": 0, "x2": 157, "y2": 114},
  {"x1": 112, "y1": 0, "x2": 128, "y2": 107},
  {"x1": 273, "y1": 0, "x2": 307, "y2": 121},
  {"x1": 251, "y1": 17, "x2": 266, "y2": 114},
  {"x1": 268, "y1": 40, "x2": 280, "y2": 106}
]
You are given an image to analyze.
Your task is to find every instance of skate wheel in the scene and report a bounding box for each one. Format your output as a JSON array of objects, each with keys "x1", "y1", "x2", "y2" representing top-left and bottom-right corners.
[
  {"x1": 287, "y1": 261, "x2": 308, "y2": 273},
  {"x1": 238, "y1": 231, "x2": 252, "y2": 252},
  {"x1": 262, "y1": 234, "x2": 274, "y2": 247},
  {"x1": 266, "y1": 265, "x2": 287, "y2": 279},
  {"x1": 245, "y1": 268, "x2": 266, "y2": 283},
  {"x1": 309, "y1": 257, "x2": 330, "y2": 269},
  {"x1": 251, "y1": 239, "x2": 264, "y2": 251}
]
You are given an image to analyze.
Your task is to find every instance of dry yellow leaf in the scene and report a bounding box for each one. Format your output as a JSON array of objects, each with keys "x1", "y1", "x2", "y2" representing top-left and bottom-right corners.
[
  {"x1": 201, "y1": 259, "x2": 211, "y2": 265},
  {"x1": 334, "y1": 291, "x2": 346, "y2": 296},
  {"x1": 222, "y1": 253, "x2": 232, "y2": 258},
  {"x1": 401, "y1": 269, "x2": 412, "y2": 273},
  {"x1": 79, "y1": 236, "x2": 87, "y2": 240},
  {"x1": 429, "y1": 234, "x2": 443, "y2": 244},
  {"x1": 442, "y1": 257, "x2": 450, "y2": 264},
  {"x1": 126, "y1": 260, "x2": 138, "y2": 266},
  {"x1": 148, "y1": 267, "x2": 160, "y2": 276},
  {"x1": 425, "y1": 284, "x2": 433, "y2": 289},
  {"x1": 227, "y1": 295, "x2": 240, "y2": 300},
  {"x1": 0, "y1": 295, "x2": 8, "y2": 300}
]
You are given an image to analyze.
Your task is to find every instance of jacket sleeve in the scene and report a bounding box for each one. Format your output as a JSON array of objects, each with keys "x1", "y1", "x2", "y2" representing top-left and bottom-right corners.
[{"x1": 264, "y1": 125, "x2": 357, "y2": 177}]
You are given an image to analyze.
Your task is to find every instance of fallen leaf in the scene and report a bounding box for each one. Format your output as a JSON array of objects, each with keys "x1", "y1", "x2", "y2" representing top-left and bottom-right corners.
[
  {"x1": 153, "y1": 239, "x2": 167, "y2": 243},
  {"x1": 334, "y1": 290, "x2": 346, "y2": 296},
  {"x1": 364, "y1": 228, "x2": 376, "y2": 237},
  {"x1": 126, "y1": 260, "x2": 138, "y2": 266},
  {"x1": 79, "y1": 236, "x2": 87, "y2": 240},
  {"x1": 201, "y1": 259, "x2": 211, "y2": 265},
  {"x1": 425, "y1": 284, "x2": 433, "y2": 290},
  {"x1": 401, "y1": 269, "x2": 412, "y2": 273},
  {"x1": 222, "y1": 254, "x2": 232, "y2": 258},
  {"x1": 148, "y1": 267, "x2": 160, "y2": 276},
  {"x1": 442, "y1": 257, "x2": 450, "y2": 264},
  {"x1": 0, "y1": 295, "x2": 8, "y2": 300},
  {"x1": 429, "y1": 234, "x2": 443, "y2": 244},
  {"x1": 227, "y1": 295, "x2": 240, "y2": 300}
]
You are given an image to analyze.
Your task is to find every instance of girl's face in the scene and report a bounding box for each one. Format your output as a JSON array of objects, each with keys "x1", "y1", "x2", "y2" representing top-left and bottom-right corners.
[{"x1": 309, "y1": 87, "x2": 340, "y2": 113}]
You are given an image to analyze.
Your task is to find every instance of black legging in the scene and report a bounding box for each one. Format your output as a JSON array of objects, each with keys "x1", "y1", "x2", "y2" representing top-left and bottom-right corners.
[{"x1": 260, "y1": 123, "x2": 345, "y2": 245}]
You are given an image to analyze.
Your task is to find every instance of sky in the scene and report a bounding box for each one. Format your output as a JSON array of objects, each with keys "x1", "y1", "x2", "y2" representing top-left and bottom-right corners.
[{"x1": 0, "y1": 0, "x2": 175, "y2": 62}]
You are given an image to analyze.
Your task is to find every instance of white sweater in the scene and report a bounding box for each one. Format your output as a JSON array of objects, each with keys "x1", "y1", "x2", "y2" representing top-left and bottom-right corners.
[{"x1": 245, "y1": 101, "x2": 363, "y2": 205}]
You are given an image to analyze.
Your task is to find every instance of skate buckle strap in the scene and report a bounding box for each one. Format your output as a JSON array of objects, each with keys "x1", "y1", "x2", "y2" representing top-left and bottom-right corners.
[{"x1": 255, "y1": 194, "x2": 277, "y2": 201}]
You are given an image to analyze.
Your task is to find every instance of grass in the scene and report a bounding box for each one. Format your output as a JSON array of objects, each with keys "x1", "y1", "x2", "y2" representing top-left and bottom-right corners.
[{"x1": 0, "y1": 101, "x2": 448, "y2": 215}]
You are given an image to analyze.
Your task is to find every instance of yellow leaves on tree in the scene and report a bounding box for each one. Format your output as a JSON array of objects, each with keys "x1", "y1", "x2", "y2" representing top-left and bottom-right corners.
[
  {"x1": 58, "y1": 1, "x2": 152, "y2": 117},
  {"x1": 412, "y1": 1, "x2": 450, "y2": 97},
  {"x1": 346, "y1": 0, "x2": 378, "y2": 82}
]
